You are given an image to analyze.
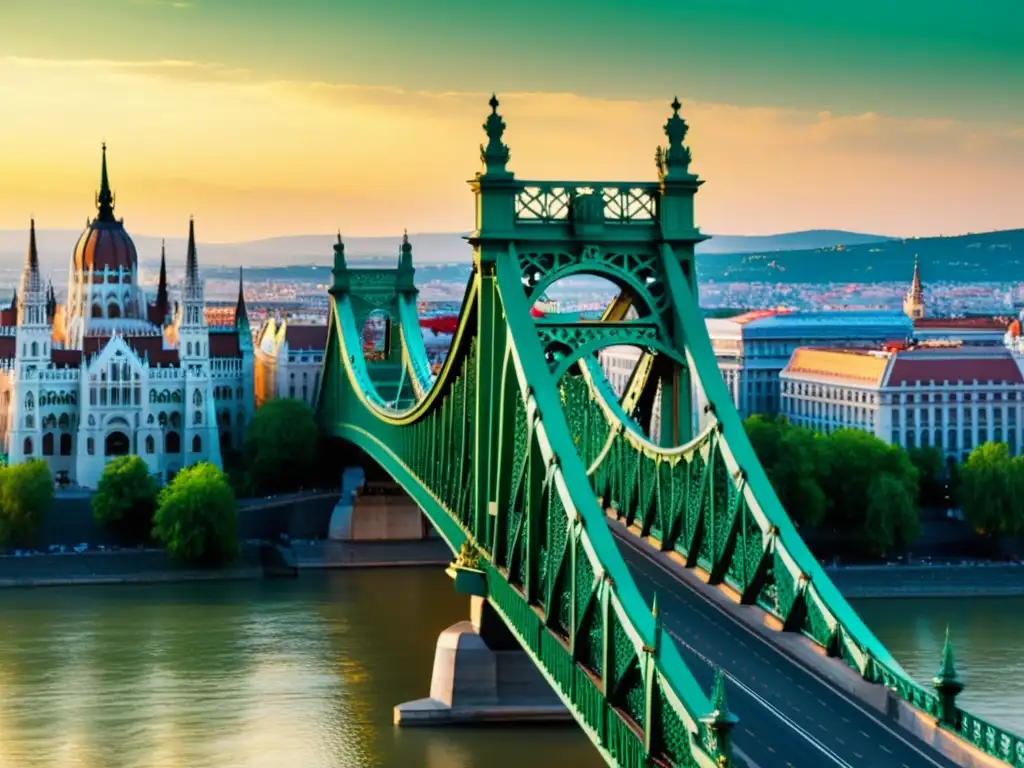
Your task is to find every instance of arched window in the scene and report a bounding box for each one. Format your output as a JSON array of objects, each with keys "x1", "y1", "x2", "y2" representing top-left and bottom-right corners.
[
  {"x1": 30, "y1": 341, "x2": 38, "y2": 357},
  {"x1": 145, "y1": 435, "x2": 155, "y2": 454},
  {"x1": 91, "y1": 304, "x2": 103, "y2": 318},
  {"x1": 166, "y1": 431, "x2": 180, "y2": 453},
  {"x1": 23, "y1": 437, "x2": 33, "y2": 456},
  {"x1": 192, "y1": 390, "x2": 202, "y2": 406},
  {"x1": 170, "y1": 412, "x2": 181, "y2": 428},
  {"x1": 59, "y1": 433, "x2": 72, "y2": 456},
  {"x1": 194, "y1": 410, "x2": 202, "y2": 425},
  {"x1": 158, "y1": 411, "x2": 168, "y2": 427},
  {"x1": 25, "y1": 415, "x2": 33, "y2": 429},
  {"x1": 192, "y1": 434, "x2": 202, "y2": 453},
  {"x1": 187, "y1": 342, "x2": 193, "y2": 356},
  {"x1": 58, "y1": 413, "x2": 70, "y2": 429},
  {"x1": 107, "y1": 302, "x2": 121, "y2": 319},
  {"x1": 42, "y1": 432, "x2": 54, "y2": 456},
  {"x1": 25, "y1": 392, "x2": 34, "y2": 409}
]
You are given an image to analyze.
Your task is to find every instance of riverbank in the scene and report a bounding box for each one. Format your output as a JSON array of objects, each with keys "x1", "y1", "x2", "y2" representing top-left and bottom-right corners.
[
  {"x1": 828, "y1": 562, "x2": 1024, "y2": 599},
  {"x1": 0, "y1": 538, "x2": 453, "y2": 589}
]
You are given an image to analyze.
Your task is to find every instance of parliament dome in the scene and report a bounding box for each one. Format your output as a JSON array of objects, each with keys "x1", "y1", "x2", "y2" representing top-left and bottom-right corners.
[{"x1": 72, "y1": 144, "x2": 138, "y2": 273}]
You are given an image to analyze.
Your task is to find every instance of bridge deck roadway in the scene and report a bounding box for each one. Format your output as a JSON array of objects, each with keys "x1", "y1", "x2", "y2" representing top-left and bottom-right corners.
[{"x1": 613, "y1": 530, "x2": 962, "y2": 768}]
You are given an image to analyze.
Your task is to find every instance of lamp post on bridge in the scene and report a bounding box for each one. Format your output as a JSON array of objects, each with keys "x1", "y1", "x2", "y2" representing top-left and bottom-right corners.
[
  {"x1": 932, "y1": 625, "x2": 963, "y2": 730},
  {"x1": 700, "y1": 669, "x2": 738, "y2": 766}
]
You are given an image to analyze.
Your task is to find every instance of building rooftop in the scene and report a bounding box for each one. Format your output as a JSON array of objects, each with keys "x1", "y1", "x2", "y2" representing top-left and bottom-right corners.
[
  {"x1": 783, "y1": 343, "x2": 1024, "y2": 388},
  {"x1": 785, "y1": 347, "x2": 891, "y2": 387}
]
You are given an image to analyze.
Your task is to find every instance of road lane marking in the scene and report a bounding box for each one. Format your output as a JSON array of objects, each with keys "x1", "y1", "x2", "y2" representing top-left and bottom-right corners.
[
  {"x1": 614, "y1": 529, "x2": 957, "y2": 768},
  {"x1": 660, "y1": 623, "x2": 855, "y2": 767}
]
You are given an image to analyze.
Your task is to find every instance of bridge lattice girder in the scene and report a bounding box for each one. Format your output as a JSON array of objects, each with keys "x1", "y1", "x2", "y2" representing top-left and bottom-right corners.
[{"x1": 316, "y1": 98, "x2": 1024, "y2": 767}]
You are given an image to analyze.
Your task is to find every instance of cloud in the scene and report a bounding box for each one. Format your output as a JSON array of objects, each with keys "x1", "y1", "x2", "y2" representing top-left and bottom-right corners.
[
  {"x1": 131, "y1": 0, "x2": 194, "y2": 8},
  {"x1": 0, "y1": 56, "x2": 1021, "y2": 241}
]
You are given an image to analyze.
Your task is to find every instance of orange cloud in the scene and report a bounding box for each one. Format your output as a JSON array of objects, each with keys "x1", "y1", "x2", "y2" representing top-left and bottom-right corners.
[{"x1": 0, "y1": 57, "x2": 1020, "y2": 241}]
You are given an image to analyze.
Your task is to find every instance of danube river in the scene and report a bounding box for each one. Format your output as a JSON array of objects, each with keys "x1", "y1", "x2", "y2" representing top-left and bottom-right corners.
[{"x1": 0, "y1": 570, "x2": 1020, "y2": 767}]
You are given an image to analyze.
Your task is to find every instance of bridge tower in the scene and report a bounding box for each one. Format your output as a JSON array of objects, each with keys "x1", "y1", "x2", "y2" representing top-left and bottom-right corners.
[{"x1": 329, "y1": 231, "x2": 419, "y2": 405}]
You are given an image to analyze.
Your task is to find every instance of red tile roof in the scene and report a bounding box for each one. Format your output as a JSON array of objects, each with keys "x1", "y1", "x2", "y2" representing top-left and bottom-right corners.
[
  {"x1": 0, "y1": 307, "x2": 16, "y2": 327},
  {"x1": 147, "y1": 302, "x2": 167, "y2": 326},
  {"x1": 284, "y1": 324, "x2": 327, "y2": 351},
  {"x1": 887, "y1": 353, "x2": 1023, "y2": 386},
  {"x1": 0, "y1": 336, "x2": 15, "y2": 359},
  {"x1": 210, "y1": 331, "x2": 241, "y2": 358}
]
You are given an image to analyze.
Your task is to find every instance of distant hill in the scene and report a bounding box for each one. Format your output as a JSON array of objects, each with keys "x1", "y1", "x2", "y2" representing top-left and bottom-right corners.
[
  {"x1": 0, "y1": 227, "x2": 892, "y2": 276},
  {"x1": 697, "y1": 230, "x2": 893, "y2": 255},
  {"x1": 697, "y1": 229, "x2": 1024, "y2": 284}
]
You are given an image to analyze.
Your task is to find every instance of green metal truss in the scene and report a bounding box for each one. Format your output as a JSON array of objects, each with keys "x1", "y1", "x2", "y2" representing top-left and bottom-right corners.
[{"x1": 316, "y1": 96, "x2": 1024, "y2": 767}]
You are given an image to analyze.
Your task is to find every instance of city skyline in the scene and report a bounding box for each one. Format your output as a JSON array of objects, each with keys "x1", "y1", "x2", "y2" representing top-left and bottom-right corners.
[{"x1": 0, "y1": 0, "x2": 1021, "y2": 242}]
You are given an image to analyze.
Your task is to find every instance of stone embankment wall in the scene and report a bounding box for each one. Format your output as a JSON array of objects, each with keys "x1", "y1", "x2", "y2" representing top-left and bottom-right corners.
[
  {"x1": 31, "y1": 492, "x2": 342, "y2": 549},
  {"x1": 0, "y1": 546, "x2": 262, "y2": 587},
  {"x1": 830, "y1": 563, "x2": 1024, "y2": 599}
]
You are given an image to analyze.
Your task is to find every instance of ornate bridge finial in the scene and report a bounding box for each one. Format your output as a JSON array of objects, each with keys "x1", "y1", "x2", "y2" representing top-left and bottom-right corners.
[
  {"x1": 657, "y1": 95, "x2": 693, "y2": 180},
  {"x1": 480, "y1": 93, "x2": 511, "y2": 176}
]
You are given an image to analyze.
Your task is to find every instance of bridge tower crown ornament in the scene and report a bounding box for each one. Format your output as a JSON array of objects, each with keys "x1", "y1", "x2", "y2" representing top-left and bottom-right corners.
[
  {"x1": 657, "y1": 96, "x2": 694, "y2": 181},
  {"x1": 480, "y1": 93, "x2": 511, "y2": 177},
  {"x1": 932, "y1": 625, "x2": 964, "y2": 729}
]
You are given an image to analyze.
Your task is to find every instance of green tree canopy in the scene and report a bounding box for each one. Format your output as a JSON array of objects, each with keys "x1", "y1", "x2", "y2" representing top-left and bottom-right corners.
[
  {"x1": 0, "y1": 460, "x2": 54, "y2": 547},
  {"x1": 152, "y1": 462, "x2": 238, "y2": 565},
  {"x1": 908, "y1": 445, "x2": 948, "y2": 508},
  {"x1": 817, "y1": 428, "x2": 919, "y2": 555},
  {"x1": 959, "y1": 442, "x2": 1024, "y2": 536},
  {"x1": 744, "y1": 415, "x2": 825, "y2": 528},
  {"x1": 92, "y1": 455, "x2": 159, "y2": 544},
  {"x1": 243, "y1": 398, "x2": 319, "y2": 495}
]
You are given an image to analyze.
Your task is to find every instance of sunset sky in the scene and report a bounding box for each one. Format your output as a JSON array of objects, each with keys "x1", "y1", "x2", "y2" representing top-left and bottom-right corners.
[{"x1": 0, "y1": 0, "x2": 1021, "y2": 242}]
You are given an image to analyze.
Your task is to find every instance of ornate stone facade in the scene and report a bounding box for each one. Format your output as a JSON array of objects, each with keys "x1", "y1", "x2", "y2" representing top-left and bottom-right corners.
[{"x1": 0, "y1": 147, "x2": 254, "y2": 487}]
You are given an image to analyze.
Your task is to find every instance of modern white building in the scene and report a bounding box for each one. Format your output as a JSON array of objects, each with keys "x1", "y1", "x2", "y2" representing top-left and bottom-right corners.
[
  {"x1": 779, "y1": 343, "x2": 1024, "y2": 460},
  {"x1": 597, "y1": 310, "x2": 912, "y2": 436},
  {"x1": 0, "y1": 146, "x2": 254, "y2": 486}
]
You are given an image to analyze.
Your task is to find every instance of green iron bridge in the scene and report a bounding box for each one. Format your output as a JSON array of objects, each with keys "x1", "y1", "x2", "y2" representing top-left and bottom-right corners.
[{"x1": 316, "y1": 96, "x2": 1023, "y2": 767}]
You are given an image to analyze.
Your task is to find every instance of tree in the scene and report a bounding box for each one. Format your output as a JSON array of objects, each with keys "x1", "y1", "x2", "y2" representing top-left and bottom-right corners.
[
  {"x1": 959, "y1": 442, "x2": 1024, "y2": 536},
  {"x1": 152, "y1": 462, "x2": 238, "y2": 565},
  {"x1": 0, "y1": 459, "x2": 54, "y2": 547},
  {"x1": 92, "y1": 455, "x2": 159, "y2": 544},
  {"x1": 816, "y1": 429, "x2": 920, "y2": 555},
  {"x1": 865, "y1": 473, "x2": 921, "y2": 555},
  {"x1": 908, "y1": 446, "x2": 947, "y2": 508},
  {"x1": 744, "y1": 415, "x2": 825, "y2": 528},
  {"x1": 243, "y1": 399, "x2": 319, "y2": 495}
]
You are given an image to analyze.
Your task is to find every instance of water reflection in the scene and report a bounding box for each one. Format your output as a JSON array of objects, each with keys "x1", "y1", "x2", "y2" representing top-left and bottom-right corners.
[
  {"x1": 854, "y1": 596, "x2": 1024, "y2": 734},
  {"x1": 0, "y1": 570, "x2": 597, "y2": 768}
]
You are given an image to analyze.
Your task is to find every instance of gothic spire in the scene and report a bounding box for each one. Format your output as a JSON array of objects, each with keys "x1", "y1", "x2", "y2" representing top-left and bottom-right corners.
[
  {"x1": 26, "y1": 218, "x2": 39, "y2": 276},
  {"x1": 910, "y1": 255, "x2": 922, "y2": 299},
  {"x1": 156, "y1": 238, "x2": 169, "y2": 317},
  {"x1": 185, "y1": 216, "x2": 199, "y2": 284},
  {"x1": 95, "y1": 143, "x2": 116, "y2": 223},
  {"x1": 235, "y1": 266, "x2": 249, "y2": 327}
]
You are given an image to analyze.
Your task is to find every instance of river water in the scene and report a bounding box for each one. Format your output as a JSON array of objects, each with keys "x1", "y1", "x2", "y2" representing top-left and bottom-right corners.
[{"x1": 0, "y1": 570, "x2": 1019, "y2": 768}]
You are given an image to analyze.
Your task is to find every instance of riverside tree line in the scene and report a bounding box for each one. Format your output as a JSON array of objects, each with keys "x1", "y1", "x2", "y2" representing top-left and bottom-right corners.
[
  {"x1": 0, "y1": 399, "x2": 331, "y2": 565},
  {"x1": 744, "y1": 414, "x2": 1024, "y2": 558}
]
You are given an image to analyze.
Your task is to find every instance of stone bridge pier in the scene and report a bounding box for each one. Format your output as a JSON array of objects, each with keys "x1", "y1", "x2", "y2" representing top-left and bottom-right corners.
[
  {"x1": 394, "y1": 596, "x2": 570, "y2": 726},
  {"x1": 329, "y1": 467, "x2": 432, "y2": 541}
]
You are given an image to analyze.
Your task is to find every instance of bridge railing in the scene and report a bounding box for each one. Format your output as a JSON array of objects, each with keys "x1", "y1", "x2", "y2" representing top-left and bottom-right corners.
[
  {"x1": 566, "y1": 246, "x2": 1024, "y2": 766},
  {"x1": 513, "y1": 182, "x2": 661, "y2": 225}
]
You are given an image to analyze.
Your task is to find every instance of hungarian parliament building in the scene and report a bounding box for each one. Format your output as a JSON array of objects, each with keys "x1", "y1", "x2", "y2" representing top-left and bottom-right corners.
[{"x1": 0, "y1": 146, "x2": 255, "y2": 488}]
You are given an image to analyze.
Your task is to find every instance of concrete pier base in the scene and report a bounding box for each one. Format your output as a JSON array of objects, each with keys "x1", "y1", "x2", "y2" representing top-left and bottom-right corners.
[
  {"x1": 395, "y1": 597, "x2": 571, "y2": 726},
  {"x1": 329, "y1": 467, "x2": 430, "y2": 542}
]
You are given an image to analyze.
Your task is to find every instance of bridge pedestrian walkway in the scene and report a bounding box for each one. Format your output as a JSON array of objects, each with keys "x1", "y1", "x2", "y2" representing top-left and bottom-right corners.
[{"x1": 615, "y1": 529, "x2": 962, "y2": 768}]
